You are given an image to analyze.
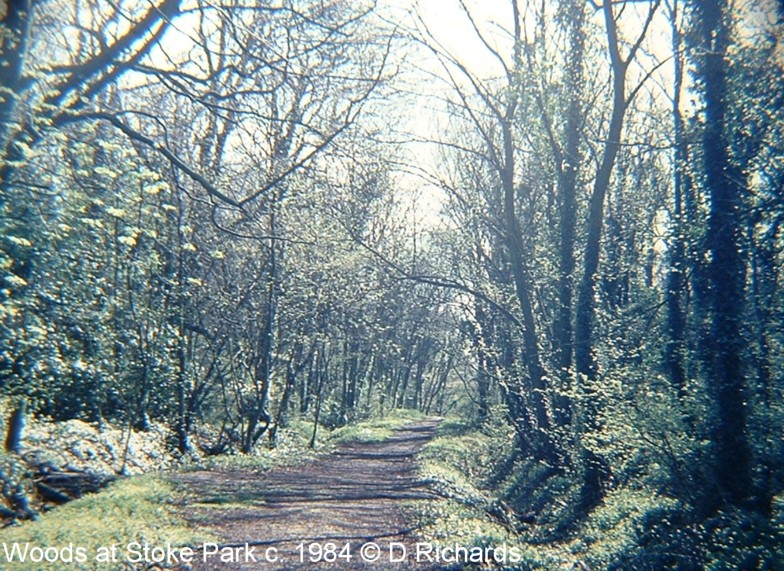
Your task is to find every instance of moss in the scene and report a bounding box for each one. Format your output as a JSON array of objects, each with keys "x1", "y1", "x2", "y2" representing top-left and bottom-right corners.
[{"x1": 0, "y1": 474, "x2": 212, "y2": 570}]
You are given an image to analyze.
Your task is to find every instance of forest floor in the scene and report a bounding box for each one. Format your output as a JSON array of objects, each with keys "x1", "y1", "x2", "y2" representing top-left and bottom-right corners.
[{"x1": 173, "y1": 419, "x2": 451, "y2": 571}]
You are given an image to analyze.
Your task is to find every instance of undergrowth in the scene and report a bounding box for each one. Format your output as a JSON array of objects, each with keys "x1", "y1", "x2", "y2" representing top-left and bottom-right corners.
[{"x1": 411, "y1": 415, "x2": 784, "y2": 570}]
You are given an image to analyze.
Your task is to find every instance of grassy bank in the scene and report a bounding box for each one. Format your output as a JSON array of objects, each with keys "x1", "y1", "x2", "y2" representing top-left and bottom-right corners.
[
  {"x1": 409, "y1": 416, "x2": 784, "y2": 570},
  {"x1": 328, "y1": 408, "x2": 427, "y2": 444},
  {"x1": 0, "y1": 474, "x2": 211, "y2": 570},
  {"x1": 408, "y1": 417, "x2": 566, "y2": 570}
]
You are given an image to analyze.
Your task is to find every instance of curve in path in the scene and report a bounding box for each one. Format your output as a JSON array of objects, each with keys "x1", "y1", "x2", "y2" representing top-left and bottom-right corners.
[{"x1": 175, "y1": 419, "x2": 447, "y2": 571}]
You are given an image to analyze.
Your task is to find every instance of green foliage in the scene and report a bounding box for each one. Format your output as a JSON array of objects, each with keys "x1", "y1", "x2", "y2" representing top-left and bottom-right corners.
[
  {"x1": 566, "y1": 488, "x2": 684, "y2": 570},
  {"x1": 700, "y1": 507, "x2": 784, "y2": 571}
]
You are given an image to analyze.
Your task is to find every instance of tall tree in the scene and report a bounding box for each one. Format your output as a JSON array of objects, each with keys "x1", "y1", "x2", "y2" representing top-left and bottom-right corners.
[
  {"x1": 552, "y1": 0, "x2": 586, "y2": 425},
  {"x1": 573, "y1": 0, "x2": 660, "y2": 508},
  {"x1": 695, "y1": 0, "x2": 761, "y2": 511},
  {"x1": 663, "y1": 0, "x2": 688, "y2": 395}
]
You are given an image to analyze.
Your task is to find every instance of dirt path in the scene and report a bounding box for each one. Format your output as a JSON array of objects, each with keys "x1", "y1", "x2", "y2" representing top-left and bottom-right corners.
[{"x1": 174, "y1": 420, "x2": 447, "y2": 570}]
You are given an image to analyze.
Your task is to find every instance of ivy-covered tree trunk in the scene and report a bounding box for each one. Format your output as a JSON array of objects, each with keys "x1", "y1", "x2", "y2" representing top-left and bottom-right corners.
[
  {"x1": 665, "y1": 0, "x2": 687, "y2": 396},
  {"x1": 500, "y1": 115, "x2": 553, "y2": 457},
  {"x1": 473, "y1": 300, "x2": 491, "y2": 422},
  {"x1": 0, "y1": 0, "x2": 34, "y2": 166},
  {"x1": 696, "y1": 0, "x2": 758, "y2": 512},
  {"x1": 175, "y1": 206, "x2": 192, "y2": 455},
  {"x1": 574, "y1": 0, "x2": 628, "y2": 387},
  {"x1": 573, "y1": 0, "x2": 628, "y2": 511},
  {"x1": 553, "y1": 0, "x2": 585, "y2": 427}
]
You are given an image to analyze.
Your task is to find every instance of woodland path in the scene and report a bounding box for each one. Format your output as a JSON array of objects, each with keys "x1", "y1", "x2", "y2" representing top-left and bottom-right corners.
[{"x1": 174, "y1": 419, "x2": 449, "y2": 571}]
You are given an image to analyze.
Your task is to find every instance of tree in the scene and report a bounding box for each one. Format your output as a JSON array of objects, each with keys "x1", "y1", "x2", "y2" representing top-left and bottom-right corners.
[
  {"x1": 411, "y1": 0, "x2": 560, "y2": 462},
  {"x1": 0, "y1": 0, "x2": 411, "y2": 460},
  {"x1": 693, "y1": 0, "x2": 777, "y2": 513}
]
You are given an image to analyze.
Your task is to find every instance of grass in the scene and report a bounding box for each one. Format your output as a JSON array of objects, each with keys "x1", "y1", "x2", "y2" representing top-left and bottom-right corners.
[
  {"x1": 328, "y1": 408, "x2": 427, "y2": 444},
  {"x1": 0, "y1": 474, "x2": 213, "y2": 570},
  {"x1": 408, "y1": 417, "x2": 518, "y2": 564}
]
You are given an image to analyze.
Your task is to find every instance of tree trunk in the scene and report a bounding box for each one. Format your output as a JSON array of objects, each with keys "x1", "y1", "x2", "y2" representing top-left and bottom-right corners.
[
  {"x1": 665, "y1": 0, "x2": 687, "y2": 396},
  {"x1": 500, "y1": 101, "x2": 556, "y2": 462},
  {"x1": 0, "y1": 0, "x2": 35, "y2": 196},
  {"x1": 553, "y1": 0, "x2": 586, "y2": 427},
  {"x1": 270, "y1": 360, "x2": 296, "y2": 446},
  {"x1": 574, "y1": 0, "x2": 628, "y2": 384},
  {"x1": 474, "y1": 301, "x2": 491, "y2": 422},
  {"x1": 175, "y1": 194, "x2": 192, "y2": 454},
  {"x1": 697, "y1": 0, "x2": 758, "y2": 511},
  {"x1": 310, "y1": 358, "x2": 327, "y2": 449},
  {"x1": 574, "y1": 0, "x2": 631, "y2": 510},
  {"x1": 4, "y1": 398, "x2": 26, "y2": 454}
]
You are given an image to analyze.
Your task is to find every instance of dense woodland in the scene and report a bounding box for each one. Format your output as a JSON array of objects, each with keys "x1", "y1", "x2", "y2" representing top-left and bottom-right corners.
[{"x1": 1, "y1": 0, "x2": 783, "y2": 567}]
